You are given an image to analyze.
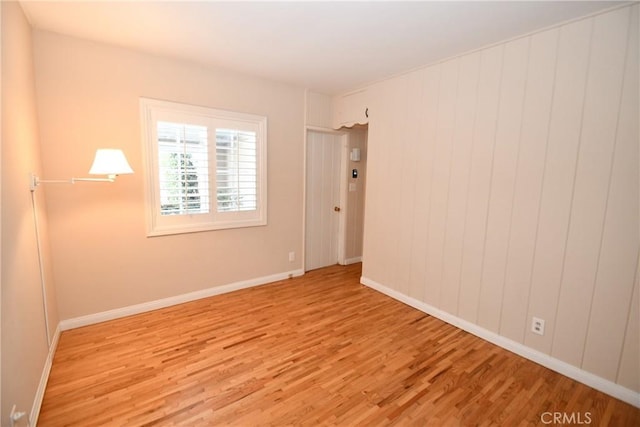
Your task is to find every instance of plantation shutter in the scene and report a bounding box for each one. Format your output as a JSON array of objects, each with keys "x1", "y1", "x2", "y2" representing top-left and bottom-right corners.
[
  {"x1": 216, "y1": 129, "x2": 258, "y2": 212},
  {"x1": 141, "y1": 98, "x2": 267, "y2": 236},
  {"x1": 157, "y1": 121, "x2": 210, "y2": 216}
]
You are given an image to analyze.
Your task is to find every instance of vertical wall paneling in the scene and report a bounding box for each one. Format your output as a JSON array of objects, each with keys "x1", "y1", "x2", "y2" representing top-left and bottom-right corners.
[
  {"x1": 360, "y1": 86, "x2": 380, "y2": 279},
  {"x1": 552, "y1": 7, "x2": 630, "y2": 367},
  {"x1": 457, "y1": 45, "x2": 503, "y2": 322},
  {"x1": 617, "y1": 263, "x2": 639, "y2": 391},
  {"x1": 360, "y1": 4, "x2": 639, "y2": 395},
  {"x1": 382, "y1": 76, "x2": 409, "y2": 291},
  {"x1": 440, "y1": 52, "x2": 481, "y2": 314},
  {"x1": 614, "y1": 7, "x2": 640, "y2": 393},
  {"x1": 581, "y1": 6, "x2": 638, "y2": 381},
  {"x1": 524, "y1": 17, "x2": 593, "y2": 354},
  {"x1": 476, "y1": 37, "x2": 530, "y2": 332},
  {"x1": 374, "y1": 80, "x2": 404, "y2": 286},
  {"x1": 423, "y1": 59, "x2": 460, "y2": 306},
  {"x1": 361, "y1": 80, "x2": 396, "y2": 285},
  {"x1": 360, "y1": 86, "x2": 381, "y2": 279},
  {"x1": 499, "y1": 28, "x2": 559, "y2": 343},
  {"x1": 395, "y1": 75, "x2": 417, "y2": 295},
  {"x1": 408, "y1": 66, "x2": 440, "y2": 301}
]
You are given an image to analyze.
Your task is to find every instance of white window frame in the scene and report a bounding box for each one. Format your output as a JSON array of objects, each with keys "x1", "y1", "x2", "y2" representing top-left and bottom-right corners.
[{"x1": 141, "y1": 98, "x2": 267, "y2": 236}]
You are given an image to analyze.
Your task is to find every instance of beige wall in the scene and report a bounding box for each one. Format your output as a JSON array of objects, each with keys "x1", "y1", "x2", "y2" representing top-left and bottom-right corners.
[
  {"x1": 33, "y1": 31, "x2": 305, "y2": 320},
  {"x1": 305, "y1": 91, "x2": 333, "y2": 129},
  {"x1": 1, "y1": 1, "x2": 59, "y2": 421},
  {"x1": 362, "y1": 4, "x2": 639, "y2": 392},
  {"x1": 5, "y1": 5, "x2": 636, "y2": 421}
]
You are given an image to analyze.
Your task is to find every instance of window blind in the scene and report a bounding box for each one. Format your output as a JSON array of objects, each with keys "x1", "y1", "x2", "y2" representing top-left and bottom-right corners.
[
  {"x1": 157, "y1": 121, "x2": 210, "y2": 216},
  {"x1": 141, "y1": 97, "x2": 267, "y2": 236},
  {"x1": 216, "y1": 129, "x2": 258, "y2": 212}
]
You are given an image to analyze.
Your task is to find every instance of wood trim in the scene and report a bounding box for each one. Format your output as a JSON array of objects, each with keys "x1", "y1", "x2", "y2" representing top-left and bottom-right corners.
[{"x1": 305, "y1": 125, "x2": 344, "y2": 134}]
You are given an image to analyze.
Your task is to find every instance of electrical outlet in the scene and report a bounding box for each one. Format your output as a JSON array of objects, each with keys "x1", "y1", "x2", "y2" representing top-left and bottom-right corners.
[
  {"x1": 532, "y1": 317, "x2": 545, "y2": 336},
  {"x1": 288, "y1": 251, "x2": 295, "y2": 262}
]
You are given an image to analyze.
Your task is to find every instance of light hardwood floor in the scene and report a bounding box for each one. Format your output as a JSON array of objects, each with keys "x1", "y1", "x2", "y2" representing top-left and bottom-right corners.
[{"x1": 40, "y1": 264, "x2": 639, "y2": 426}]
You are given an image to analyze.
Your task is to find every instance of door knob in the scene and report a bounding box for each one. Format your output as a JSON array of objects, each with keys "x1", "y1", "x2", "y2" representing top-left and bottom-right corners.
[{"x1": 334, "y1": 206, "x2": 341, "y2": 212}]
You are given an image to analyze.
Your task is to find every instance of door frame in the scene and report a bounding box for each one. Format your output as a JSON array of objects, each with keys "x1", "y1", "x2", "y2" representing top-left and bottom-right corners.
[{"x1": 303, "y1": 126, "x2": 349, "y2": 271}]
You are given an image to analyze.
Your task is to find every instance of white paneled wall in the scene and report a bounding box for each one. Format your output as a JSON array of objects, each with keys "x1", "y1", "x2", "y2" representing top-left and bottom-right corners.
[
  {"x1": 619, "y1": 270, "x2": 640, "y2": 392},
  {"x1": 581, "y1": 7, "x2": 638, "y2": 382},
  {"x1": 361, "y1": 4, "x2": 639, "y2": 396},
  {"x1": 424, "y1": 58, "x2": 459, "y2": 306},
  {"x1": 457, "y1": 45, "x2": 501, "y2": 324},
  {"x1": 477, "y1": 36, "x2": 529, "y2": 333},
  {"x1": 440, "y1": 52, "x2": 480, "y2": 315},
  {"x1": 407, "y1": 67, "x2": 440, "y2": 302},
  {"x1": 552, "y1": 6, "x2": 632, "y2": 369},
  {"x1": 524, "y1": 16, "x2": 593, "y2": 356},
  {"x1": 500, "y1": 28, "x2": 557, "y2": 343}
]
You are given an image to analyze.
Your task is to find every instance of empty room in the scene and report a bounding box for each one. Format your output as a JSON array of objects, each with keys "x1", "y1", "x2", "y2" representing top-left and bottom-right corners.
[{"x1": 2, "y1": 1, "x2": 639, "y2": 425}]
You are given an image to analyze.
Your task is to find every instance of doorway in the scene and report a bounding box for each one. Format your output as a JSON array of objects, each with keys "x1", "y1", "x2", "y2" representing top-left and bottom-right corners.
[{"x1": 305, "y1": 130, "x2": 347, "y2": 271}]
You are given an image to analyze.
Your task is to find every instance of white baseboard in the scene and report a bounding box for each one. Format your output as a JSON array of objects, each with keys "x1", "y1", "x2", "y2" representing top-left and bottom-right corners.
[
  {"x1": 343, "y1": 256, "x2": 363, "y2": 265},
  {"x1": 360, "y1": 275, "x2": 640, "y2": 409},
  {"x1": 30, "y1": 324, "x2": 61, "y2": 426},
  {"x1": 60, "y1": 269, "x2": 305, "y2": 331}
]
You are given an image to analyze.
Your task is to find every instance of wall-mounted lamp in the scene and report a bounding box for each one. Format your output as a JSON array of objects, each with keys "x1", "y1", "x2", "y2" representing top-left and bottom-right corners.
[
  {"x1": 30, "y1": 149, "x2": 134, "y2": 191},
  {"x1": 29, "y1": 148, "x2": 133, "y2": 347}
]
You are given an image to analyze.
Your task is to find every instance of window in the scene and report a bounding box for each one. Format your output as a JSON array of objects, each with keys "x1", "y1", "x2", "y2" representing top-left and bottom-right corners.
[{"x1": 141, "y1": 98, "x2": 267, "y2": 236}]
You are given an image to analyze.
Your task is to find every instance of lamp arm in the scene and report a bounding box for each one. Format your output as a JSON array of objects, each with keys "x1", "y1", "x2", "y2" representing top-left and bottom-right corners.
[
  {"x1": 30, "y1": 173, "x2": 117, "y2": 191},
  {"x1": 71, "y1": 176, "x2": 116, "y2": 183}
]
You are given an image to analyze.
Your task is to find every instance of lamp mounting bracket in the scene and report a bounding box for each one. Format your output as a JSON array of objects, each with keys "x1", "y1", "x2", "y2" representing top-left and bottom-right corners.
[{"x1": 29, "y1": 173, "x2": 116, "y2": 192}]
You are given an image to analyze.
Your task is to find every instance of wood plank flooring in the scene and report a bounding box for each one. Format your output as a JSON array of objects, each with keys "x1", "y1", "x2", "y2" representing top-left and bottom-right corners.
[{"x1": 39, "y1": 264, "x2": 639, "y2": 426}]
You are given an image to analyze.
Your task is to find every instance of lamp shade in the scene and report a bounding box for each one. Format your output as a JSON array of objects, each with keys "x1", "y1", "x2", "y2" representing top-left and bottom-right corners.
[{"x1": 88, "y1": 149, "x2": 134, "y2": 175}]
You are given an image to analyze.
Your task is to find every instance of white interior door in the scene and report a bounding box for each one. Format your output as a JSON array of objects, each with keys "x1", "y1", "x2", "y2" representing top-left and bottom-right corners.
[{"x1": 305, "y1": 130, "x2": 344, "y2": 271}]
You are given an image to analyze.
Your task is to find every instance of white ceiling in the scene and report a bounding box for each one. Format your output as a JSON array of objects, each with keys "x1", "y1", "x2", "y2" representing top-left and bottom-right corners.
[{"x1": 21, "y1": 1, "x2": 625, "y2": 95}]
